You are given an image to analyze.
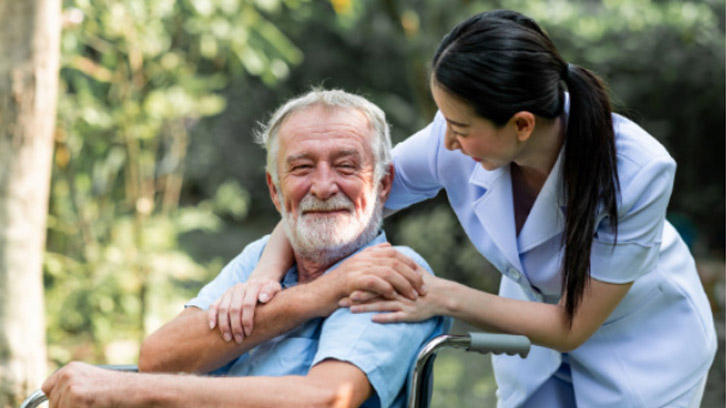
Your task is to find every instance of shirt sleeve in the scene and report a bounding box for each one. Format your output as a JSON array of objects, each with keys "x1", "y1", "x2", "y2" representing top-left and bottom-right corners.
[
  {"x1": 185, "y1": 236, "x2": 270, "y2": 310},
  {"x1": 311, "y1": 247, "x2": 451, "y2": 408},
  {"x1": 589, "y1": 154, "x2": 676, "y2": 283},
  {"x1": 386, "y1": 113, "x2": 446, "y2": 211}
]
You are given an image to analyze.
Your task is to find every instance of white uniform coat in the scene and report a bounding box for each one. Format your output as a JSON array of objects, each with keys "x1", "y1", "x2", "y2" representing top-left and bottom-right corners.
[{"x1": 386, "y1": 110, "x2": 717, "y2": 407}]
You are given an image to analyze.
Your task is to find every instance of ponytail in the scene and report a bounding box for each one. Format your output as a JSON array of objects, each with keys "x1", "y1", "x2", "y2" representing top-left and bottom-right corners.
[
  {"x1": 560, "y1": 64, "x2": 620, "y2": 323},
  {"x1": 432, "y1": 10, "x2": 620, "y2": 323}
]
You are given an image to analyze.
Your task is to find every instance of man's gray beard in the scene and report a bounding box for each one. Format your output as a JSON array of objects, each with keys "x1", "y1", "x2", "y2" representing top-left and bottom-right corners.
[{"x1": 279, "y1": 190, "x2": 383, "y2": 267}]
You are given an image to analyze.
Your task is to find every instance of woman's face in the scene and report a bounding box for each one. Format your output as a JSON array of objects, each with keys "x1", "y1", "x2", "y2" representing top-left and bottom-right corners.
[{"x1": 431, "y1": 82, "x2": 520, "y2": 171}]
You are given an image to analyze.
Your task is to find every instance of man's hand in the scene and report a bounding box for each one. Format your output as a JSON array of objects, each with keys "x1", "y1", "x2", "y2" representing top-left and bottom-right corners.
[
  {"x1": 326, "y1": 243, "x2": 427, "y2": 302},
  {"x1": 42, "y1": 362, "x2": 123, "y2": 408},
  {"x1": 208, "y1": 279, "x2": 282, "y2": 344}
]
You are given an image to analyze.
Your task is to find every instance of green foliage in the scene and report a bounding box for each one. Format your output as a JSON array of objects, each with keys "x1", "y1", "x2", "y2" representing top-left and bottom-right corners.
[{"x1": 46, "y1": 0, "x2": 302, "y2": 366}]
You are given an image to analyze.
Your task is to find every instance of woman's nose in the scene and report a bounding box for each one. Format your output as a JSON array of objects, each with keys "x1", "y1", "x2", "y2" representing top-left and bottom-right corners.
[{"x1": 444, "y1": 128, "x2": 460, "y2": 151}]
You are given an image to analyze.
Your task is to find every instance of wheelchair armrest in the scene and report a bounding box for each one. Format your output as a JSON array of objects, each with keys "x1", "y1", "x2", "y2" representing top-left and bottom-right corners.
[
  {"x1": 19, "y1": 365, "x2": 138, "y2": 408},
  {"x1": 408, "y1": 333, "x2": 530, "y2": 408}
]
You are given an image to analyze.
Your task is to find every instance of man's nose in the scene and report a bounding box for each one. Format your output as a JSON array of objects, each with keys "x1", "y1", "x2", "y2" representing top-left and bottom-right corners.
[{"x1": 309, "y1": 164, "x2": 340, "y2": 199}]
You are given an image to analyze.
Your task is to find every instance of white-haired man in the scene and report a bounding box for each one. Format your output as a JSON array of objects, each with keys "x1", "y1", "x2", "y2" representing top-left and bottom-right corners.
[{"x1": 42, "y1": 89, "x2": 450, "y2": 408}]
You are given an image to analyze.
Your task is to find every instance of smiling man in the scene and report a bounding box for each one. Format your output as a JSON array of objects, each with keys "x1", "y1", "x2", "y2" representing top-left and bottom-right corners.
[{"x1": 42, "y1": 89, "x2": 449, "y2": 408}]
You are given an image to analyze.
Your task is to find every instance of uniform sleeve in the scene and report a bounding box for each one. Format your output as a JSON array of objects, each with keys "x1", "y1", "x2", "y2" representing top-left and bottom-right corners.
[
  {"x1": 185, "y1": 236, "x2": 269, "y2": 310},
  {"x1": 385, "y1": 113, "x2": 447, "y2": 211},
  {"x1": 311, "y1": 247, "x2": 451, "y2": 407},
  {"x1": 589, "y1": 155, "x2": 676, "y2": 283}
]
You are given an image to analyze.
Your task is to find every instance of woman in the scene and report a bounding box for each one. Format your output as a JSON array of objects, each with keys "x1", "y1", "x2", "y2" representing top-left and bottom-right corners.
[{"x1": 211, "y1": 10, "x2": 716, "y2": 407}]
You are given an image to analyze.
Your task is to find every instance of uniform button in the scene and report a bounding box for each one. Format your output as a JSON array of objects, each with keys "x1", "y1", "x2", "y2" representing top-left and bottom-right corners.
[{"x1": 507, "y1": 267, "x2": 520, "y2": 280}]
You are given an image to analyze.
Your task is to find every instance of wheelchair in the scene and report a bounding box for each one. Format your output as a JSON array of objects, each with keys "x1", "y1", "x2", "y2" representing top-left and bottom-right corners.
[{"x1": 20, "y1": 332, "x2": 530, "y2": 408}]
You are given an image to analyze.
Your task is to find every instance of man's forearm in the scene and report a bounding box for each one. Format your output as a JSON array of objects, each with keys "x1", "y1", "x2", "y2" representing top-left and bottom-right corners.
[
  {"x1": 44, "y1": 361, "x2": 368, "y2": 408},
  {"x1": 139, "y1": 280, "x2": 339, "y2": 374},
  {"x1": 119, "y1": 373, "x2": 336, "y2": 408}
]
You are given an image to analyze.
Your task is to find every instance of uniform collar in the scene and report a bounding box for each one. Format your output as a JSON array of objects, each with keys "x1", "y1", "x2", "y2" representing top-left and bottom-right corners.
[{"x1": 468, "y1": 139, "x2": 566, "y2": 264}]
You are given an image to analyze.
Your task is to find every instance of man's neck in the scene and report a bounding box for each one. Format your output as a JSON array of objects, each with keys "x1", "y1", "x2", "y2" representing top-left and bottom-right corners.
[{"x1": 295, "y1": 254, "x2": 337, "y2": 284}]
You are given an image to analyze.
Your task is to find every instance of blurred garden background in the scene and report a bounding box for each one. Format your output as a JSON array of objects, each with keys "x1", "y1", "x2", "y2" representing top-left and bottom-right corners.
[{"x1": 0, "y1": 0, "x2": 724, "y2": 406}]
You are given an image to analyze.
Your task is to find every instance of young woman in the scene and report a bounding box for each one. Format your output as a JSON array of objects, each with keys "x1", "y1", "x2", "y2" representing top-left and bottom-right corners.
[{"x1": 211, "y1": 10, "x2": 716, "y2": 407}]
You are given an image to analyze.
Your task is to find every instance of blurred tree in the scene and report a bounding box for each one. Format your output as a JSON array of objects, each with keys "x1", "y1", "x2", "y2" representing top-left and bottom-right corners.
[
  {"x1": 45, "y1": 0, "x2": 305, "y2": 366},
  {"x1": 0, "y1": 0, "x2": 60, "y2": 406}
]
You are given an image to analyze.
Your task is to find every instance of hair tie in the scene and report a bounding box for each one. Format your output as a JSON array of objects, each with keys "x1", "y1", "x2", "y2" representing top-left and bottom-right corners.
[{"x1": 562, "y1": 63, "x2": 574, "y2": 80}]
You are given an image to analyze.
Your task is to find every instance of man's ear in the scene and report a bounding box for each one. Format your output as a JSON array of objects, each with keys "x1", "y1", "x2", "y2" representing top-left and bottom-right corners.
[
  {"x1": 510, "y1": 111, "x2": 536, "y2": 142},
  {"x1": 266, "y1": 172, "x2": 282, "y2": 213},
  {"x1": 378, "y1": 163, "x2": 394, "y2": 203}
]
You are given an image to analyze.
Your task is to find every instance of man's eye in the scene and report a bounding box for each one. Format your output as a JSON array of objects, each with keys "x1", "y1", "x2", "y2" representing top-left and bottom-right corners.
[{"x1": 337, "y1": 163, "x2": 357, "y2": 173}]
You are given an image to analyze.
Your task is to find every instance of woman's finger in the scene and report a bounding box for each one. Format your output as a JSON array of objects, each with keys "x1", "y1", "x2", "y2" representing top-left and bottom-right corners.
[
  {"x1": 216, "y1": 290, "x2": 234, "y2": 342},
  {"x1": 349, "y1": 290, "x2": 379, "y2": 303},
  {"x1": 259, "y1": 280, "x2": 281, "y2": 303},
  {"x1": 349, "y1": 300, "x2": 401, "y2": 314},
  {"x1": 240, "y1": 283, "x2": 262, "y2": 337},
  {"x1": 229, "y1": 286, "x2": 246, "y2": 344},
  {"x1": 208, "y1": 298, "x2": 221, "y2": 329},
  {"x1": 371, "y1": 311, "x2": 409, "y2": 324}
]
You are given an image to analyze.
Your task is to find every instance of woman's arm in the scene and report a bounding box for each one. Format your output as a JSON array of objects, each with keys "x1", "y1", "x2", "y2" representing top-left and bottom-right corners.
[
  {"x1": 219, "y1": 222, "x2": 429, "y2": 339},
  {"x1": 211, "y1": 222, "x2": 292, "y2": 339},
  {"x1": 348, "y1": 274, "x2": 631, "y2": 353}
]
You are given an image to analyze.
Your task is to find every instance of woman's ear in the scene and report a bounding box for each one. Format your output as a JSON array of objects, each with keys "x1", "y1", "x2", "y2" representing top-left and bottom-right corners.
[{"x1": 510, "y1": 111, "x2": 536, "y2": 142}]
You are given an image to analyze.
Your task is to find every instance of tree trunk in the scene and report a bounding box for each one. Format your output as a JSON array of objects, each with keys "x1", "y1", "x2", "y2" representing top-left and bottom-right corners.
[{"x1": 0, "y1": 0, "x2": 60, "y2": 406}]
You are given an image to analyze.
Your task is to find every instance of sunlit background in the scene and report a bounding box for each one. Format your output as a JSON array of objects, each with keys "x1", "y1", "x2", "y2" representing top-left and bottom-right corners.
[{"x1": 42, "y1": 0, "x2": 724, "y2": 406}]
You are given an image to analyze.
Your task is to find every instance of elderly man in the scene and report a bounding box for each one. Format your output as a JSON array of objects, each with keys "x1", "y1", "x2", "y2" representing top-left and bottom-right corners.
[{"x1": 42, "y1": 89, "x2": 449, "y2": 408}]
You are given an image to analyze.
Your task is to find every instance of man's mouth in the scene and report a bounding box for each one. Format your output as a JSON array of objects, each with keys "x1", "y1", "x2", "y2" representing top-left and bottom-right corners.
[{"x1": 302, "y1": 209, "x2": 351, "y2": 215}]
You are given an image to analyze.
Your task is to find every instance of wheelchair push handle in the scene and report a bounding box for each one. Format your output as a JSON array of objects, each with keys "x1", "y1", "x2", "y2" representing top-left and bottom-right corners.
[
  {"x1": 467, "y1": 332, "x2": 531, "y2": 358},
  {"x1": 408, "y1": 332, "x2": 531, "y2": 408}
]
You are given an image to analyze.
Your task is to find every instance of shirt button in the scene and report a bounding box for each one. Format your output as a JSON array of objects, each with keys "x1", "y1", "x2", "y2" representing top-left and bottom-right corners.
[{"x1": 507, "y1": 267, "x2": 520, "y2": 280}]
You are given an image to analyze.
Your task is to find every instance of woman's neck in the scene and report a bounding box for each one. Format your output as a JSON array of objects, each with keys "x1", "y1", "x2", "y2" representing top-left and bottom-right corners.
[{"x1": 512, "y1": 114, "x2": 565, "y2": 191}]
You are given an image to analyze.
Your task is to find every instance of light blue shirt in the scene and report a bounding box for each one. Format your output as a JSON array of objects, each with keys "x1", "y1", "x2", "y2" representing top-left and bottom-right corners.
[
  {"x1": 387, "y1": 106, "x2": 717, "y2": 407},
  {"x1": 187, "y1": 232, "x2": 451, "y2": 408}
]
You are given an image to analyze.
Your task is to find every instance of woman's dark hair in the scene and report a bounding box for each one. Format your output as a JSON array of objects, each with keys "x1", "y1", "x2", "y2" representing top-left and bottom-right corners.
[{"x1": 432, "y1": 10, "x2": 620, "y2": 323}]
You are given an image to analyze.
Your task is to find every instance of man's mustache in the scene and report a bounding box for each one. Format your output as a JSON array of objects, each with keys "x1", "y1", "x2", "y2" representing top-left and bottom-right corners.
[{"x1": 299, "y1": 194, "x2": 354, "y2": 214}]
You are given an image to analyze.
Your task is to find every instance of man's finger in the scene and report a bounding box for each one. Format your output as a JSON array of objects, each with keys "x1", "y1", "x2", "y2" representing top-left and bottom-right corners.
[
  {"x1": 386, "y1": 253, "x2": 426, "y2": 295},
  {"x1": 42, "y1": 368, "x2": 61, "y2": 398},
  {"x1": 354, "y1": 274, "x2": 396, "y2": 300}
]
